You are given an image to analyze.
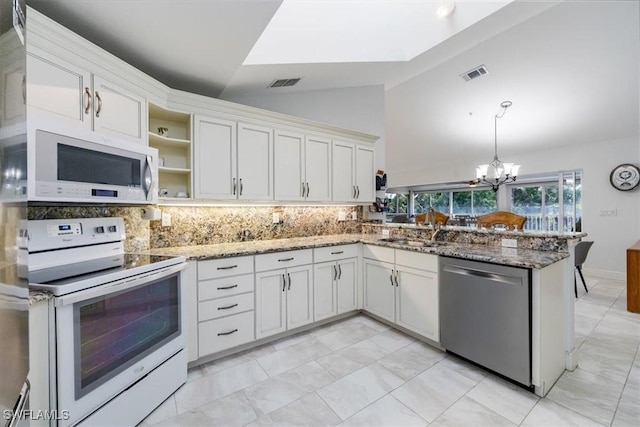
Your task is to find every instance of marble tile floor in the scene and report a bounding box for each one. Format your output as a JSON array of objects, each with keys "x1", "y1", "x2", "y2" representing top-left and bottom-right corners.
[{"x1": 140, "y1": 275, "x2": 639, "y2": 427}]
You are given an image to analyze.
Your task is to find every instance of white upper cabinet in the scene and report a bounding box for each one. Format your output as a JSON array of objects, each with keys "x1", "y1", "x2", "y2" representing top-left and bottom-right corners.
[
  {"x1": 275, "y1": 131, "x2": 331, "y2": 202},
  {"x1": 332, "y1": 140, "x2": 375, "y2": 203},
  {"x1": 237, "y1": 122, "x2": 274, "y2": 201},
  {"x1": 356, "y1": 145, "x2": 376, "y2": 203},
  {"x1": 193, "y1": 117, "x2": 273, "y2": 201},
  {"x1": 304, "y1": 135, "x2": 331, "y2": 202},
  {"x1": 27, "y1": 48, "x2": 147, "y2": 144},
  {"x1": 332, "y1": 141, "x2": 356, "y2": 202},
  {"x1": 92, "y1": 75, "x2": 146, "y2": 143},
  {"x1": 27, "y1": 50, "x2": 91, "y2": 129},
  {"x1": 193, "y1": 115, "x2": 237, "y2": 199}
]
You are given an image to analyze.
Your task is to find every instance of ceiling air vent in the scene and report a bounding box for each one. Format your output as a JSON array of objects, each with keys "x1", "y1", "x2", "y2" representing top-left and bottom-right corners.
[
  {"x1": 461, "y1": 65, "x2": 488, "y2": 82},
  {"x1": 268, "y1": 78, "x2": 302, "y2": 88}
]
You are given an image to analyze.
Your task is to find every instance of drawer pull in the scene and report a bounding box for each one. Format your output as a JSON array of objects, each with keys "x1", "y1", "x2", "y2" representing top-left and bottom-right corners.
[
  {"x1": 331, "y1": 251, "x2": 344, "y2": 255},
  {"x1": 217, "y1": 284, "x2": 238, "y2": 290},
  {"x1": 217, "y1": 265, "x2": 238, "y2": 270},
  {"x1": 278, "y1": 257, "x2": 294, "y2": 262},
  {"x1": 217, "y1": 329, "x2": 238, "y2": 336},
  {"x1": 218, "y1": 303, "x2": 238, "y2": 310}
]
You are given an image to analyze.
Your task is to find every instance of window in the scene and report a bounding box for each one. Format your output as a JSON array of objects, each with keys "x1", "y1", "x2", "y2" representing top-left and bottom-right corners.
[
  {"x1": 413, "y1": 190, "x2": 496, "y2": 217},
  {"x1": 385, "y1": 192, "x2": 408, "y2": 221},
  {"x1": 413, "y1": 192, "x2": 450, "y2": 214},
  {"x1": 509, "y1": 170, "x2": 581, "y2": 232}
]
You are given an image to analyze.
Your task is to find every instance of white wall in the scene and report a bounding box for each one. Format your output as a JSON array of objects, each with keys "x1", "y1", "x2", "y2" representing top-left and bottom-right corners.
[
  {"x1": 222, "y1": 85, "x2": 386, "y2": 172},
  {"x1": 521, "y1": 137, "x2": 639, "y2": 277}
]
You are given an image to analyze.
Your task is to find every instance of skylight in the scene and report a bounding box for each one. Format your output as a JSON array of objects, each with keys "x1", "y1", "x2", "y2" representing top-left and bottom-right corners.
[{"x1": 244, "y1": 0, "x2": 513, "y2": 65}]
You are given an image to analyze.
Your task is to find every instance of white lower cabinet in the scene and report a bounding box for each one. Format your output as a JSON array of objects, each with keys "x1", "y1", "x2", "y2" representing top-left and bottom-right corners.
[
  {"x1": 196, "y1": 256, "x2": 255, "y2": 359},
  {"x1": 363, "y1": 245, "x2": 439, "y2": 342},
  {"x1": 255, "y1": 250, "x2": 314, "y2": 339},
  {"x1": 314, "y1": 258, "x2": 358, "y2": 321},
  {"x1": 314, "y1": 244, "x2": 359, "y2": 321}
]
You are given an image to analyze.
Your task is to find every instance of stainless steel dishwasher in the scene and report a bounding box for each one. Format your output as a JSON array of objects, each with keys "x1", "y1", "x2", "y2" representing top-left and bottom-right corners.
[{"x1": 439, "y1": 256, "x2": 532, "y2": 388}]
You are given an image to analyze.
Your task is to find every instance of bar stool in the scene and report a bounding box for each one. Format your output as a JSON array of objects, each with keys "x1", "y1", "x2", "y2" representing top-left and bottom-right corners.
[{"x1": 574, "y1": 241, "x2": 594, "y2": 298}]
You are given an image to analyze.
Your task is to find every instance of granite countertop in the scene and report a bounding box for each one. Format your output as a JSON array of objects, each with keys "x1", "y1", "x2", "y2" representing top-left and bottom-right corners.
[{"x1": 150, "y1": 233, "x2": 568, "y2": 269}]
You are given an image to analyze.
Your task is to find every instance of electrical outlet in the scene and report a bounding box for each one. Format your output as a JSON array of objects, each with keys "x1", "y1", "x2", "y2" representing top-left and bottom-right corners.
[
  {"x1": 338, "y1": 211, "x2": 346, "y2": 221},
  {"x1": 161, "y1": 213, "x2": 171, "y2": 227},
  {"x1": 382, "y1": 229, "x2": 390, "y2": 238},
  {"x1": 272, "y1": 212, "x2": 280, "y2": 223},
  {"x1": 502, "y1": 247, "x2": 518, "y2": 256},
  {"x1": 351, "y1": 211, "x2": 358, "y2": 220},
  {"x1": 600, "y1": 209, "x2": 618, "y2": 217},
  {"x1": 502, "y1": 238, "x2": 518, "y2": 248}
]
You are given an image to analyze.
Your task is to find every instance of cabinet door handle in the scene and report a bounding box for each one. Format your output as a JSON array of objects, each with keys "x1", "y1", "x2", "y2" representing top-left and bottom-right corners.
[
  {"x1": 333, "y1": 265, "x2": 337, "y2": 281},
  {"x1": 278, "y1": 257, "x2": 294, "y2": 262},
  {"x1": 282, "y1": 274, "x2": 286, "y2": 292},
  {"x1": 232, "y1": 177, "x2": 237, "y2": 195},
  {"x1": 287, "y1": 273, "x2": 291, "y2": 290},
  {"x1": 84, "y1": 87, "x2": 92, "y2": 114},
  {"x1": 356, "y1": 186, "x2": 360, "y2": 199},
  {"x1": 239, "y1": 178, "x2": 243, "y2": 196},
  {"x1": 306, "y1": 182, "x2": 310, "y2": 198},
  {"x1": 353, "y1": 186, "x2": 357, "y2": 199},
  {"x1": 218, "y1": 303, "x2": 238, "y2": 310},
  {"x1": 94, "y1": 90, "x2": 102, "y2": 117},
  {"x1": 338, "y1": 264, "x2": 342, "y2": 280},
  {"x1": 390, "y1": 270, "x2": 394, "y2": 286},
  {"x1": 394, "y1": 270, "x2": 399, "y2": 287},
  {"x1": 218, "y1": 329, "x2": 238, "y2": 336},
  {"x1": 217, "y1": 265, "x2": 238, "y2": 270},
  {"x1": 22, "y1": 75, "x2": 26, "y2": 104},
  {"x1": 217, "y1": 284, "x2": 238, "y2": 290},
  {"x1": 301, "y1": 182, "x2": 305, "y2": 197}
]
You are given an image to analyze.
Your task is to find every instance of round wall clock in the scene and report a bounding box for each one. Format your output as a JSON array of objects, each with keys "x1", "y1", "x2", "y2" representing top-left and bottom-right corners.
[{"x1": 610, "y1": 163, "x2": 640, "y2": 191}]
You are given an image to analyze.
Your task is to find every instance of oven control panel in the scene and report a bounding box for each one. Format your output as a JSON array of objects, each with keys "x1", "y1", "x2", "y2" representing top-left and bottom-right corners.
[
  {"x1": 47, "y1": 223, "x2": 82, "y2": 237},
  {"x1": 26, "y1": 217, "x2": 126, "y2": 253}
]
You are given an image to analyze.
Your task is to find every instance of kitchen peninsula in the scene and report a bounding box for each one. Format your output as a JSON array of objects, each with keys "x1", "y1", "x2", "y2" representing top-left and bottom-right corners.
[{"x1": 145, "y1": 224, "x2": 583, "y2": 397}]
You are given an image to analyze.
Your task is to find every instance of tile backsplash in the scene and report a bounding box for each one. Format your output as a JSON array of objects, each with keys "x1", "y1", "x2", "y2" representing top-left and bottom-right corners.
[{"x1": 28, "y1": 205, "x2": 363, "y2": 250}]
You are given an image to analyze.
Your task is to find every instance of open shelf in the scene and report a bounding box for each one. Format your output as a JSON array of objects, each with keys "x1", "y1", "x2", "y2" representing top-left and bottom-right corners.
[{"x1": 149, "y1": 103, "x2": 192, "y2": 198}]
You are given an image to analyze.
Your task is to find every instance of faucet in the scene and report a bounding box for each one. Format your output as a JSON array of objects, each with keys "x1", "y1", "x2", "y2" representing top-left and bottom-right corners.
[{"x1": 427, "y1": 207, "x2": 441, "y2": 242}]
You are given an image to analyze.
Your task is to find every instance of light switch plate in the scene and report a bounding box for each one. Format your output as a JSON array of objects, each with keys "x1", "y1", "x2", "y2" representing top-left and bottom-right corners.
[
  {"x1": 502, "y1": 238, "x2": 517, "y2": 248},
  {"x1": 382, "y1": 229, "x2": 390, "y2": 238},
  {"x1": 272, "y1": 213, "x2": 280, "y2": 223},
  {"x1": 161, "y1": 213, "x2": 171, "y2": 227},
  {"x1": 351, "y1": 211, "x2": 358, "y2": 220},
  {"x1": 338, "y1": 211, "x2": 346, "y2": 221}
]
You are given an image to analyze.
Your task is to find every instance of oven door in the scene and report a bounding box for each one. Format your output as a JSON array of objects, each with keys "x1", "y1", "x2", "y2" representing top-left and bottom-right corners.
[{"x1": 54, "y1": 263, "x2": 185, "y2": 427}]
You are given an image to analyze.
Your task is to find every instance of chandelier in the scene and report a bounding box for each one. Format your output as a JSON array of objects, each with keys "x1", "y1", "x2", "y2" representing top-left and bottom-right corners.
[{"x1": 472, "y1": 101, "x2": 520, "y2": 192}]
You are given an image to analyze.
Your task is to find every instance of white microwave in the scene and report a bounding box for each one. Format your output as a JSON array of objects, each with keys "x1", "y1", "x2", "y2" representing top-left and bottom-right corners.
[{"x1": 32, "y1": 130, "x2": 158, "y2": 204}]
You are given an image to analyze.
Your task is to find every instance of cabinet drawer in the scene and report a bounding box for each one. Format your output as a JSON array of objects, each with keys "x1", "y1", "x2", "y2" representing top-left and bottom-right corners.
[
  {"x1": 199, "y1": 293, "x2": 255, "y2": 322},
  {"x1": 198, "y1": 311, "x2": 255, "y2": 357},
  {"x1": 255, "y1": 249, "x2": 312, "y2": 272},
  {"x1": 363, "y1": 244, "x2": 395, "y2": 264},
  {"x1": 314, "y1": 244, "x2": 359, "y2": 263},
  {"x1": 396, "y1": 250, "x2": 438, "y2": 272},
  {"x1": 198, "y1": 256, "x2": 254, "y2": 280},
  {"x1": 198, "y1": 274, "x2": 254, "y2": 301}
]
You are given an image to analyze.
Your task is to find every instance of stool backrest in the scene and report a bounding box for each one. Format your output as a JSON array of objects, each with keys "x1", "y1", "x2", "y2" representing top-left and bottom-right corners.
[{"x1": 574, "y1": 241, "x2": 594, "y2": 267}]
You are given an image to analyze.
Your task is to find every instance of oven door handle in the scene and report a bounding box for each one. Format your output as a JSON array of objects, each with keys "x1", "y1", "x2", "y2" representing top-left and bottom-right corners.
[{"x1": 54, "y1": 263, "x2": 186, "y2": 307}]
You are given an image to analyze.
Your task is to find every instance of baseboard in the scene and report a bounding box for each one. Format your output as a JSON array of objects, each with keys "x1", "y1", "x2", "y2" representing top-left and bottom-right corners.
[{"x1": 583, "y1": 268, "x2": 625, "y2": 281}]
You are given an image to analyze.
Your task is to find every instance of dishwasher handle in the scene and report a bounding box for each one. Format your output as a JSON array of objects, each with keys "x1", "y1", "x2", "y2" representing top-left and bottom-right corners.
[{"x1": 442, "y1": 265, "x2": 523, "y2": 286}]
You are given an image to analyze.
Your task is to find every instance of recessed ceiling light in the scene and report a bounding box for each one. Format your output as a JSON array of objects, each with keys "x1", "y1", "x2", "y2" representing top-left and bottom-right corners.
[{"x1": 437, "y1": 2, "x2": 456, "y2": 19}]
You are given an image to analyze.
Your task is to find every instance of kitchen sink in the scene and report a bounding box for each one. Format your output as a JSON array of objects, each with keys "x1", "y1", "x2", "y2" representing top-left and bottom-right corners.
[{"x1": 378, "y1": 238, "x2": 447, "y2": 247}]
